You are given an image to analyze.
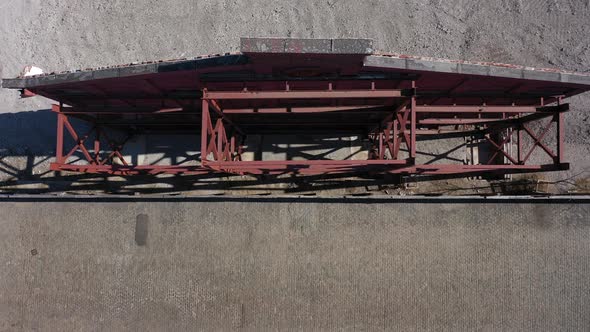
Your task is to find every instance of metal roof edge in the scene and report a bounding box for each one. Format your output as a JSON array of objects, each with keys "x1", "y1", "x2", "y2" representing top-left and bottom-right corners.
[
  {"x1": 4, "y1": 46, "x2": 590, "y2": 90},
  {"x1": 364, "y1": 54, "x2": 590, "y2": 86},
  {"x1": 1, "y1": 53, "x2": 247, "y2": 89}
]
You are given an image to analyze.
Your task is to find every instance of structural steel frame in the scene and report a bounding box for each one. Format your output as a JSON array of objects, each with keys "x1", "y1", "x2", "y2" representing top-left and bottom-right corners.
[{"x1": 49, "y1": 81, "x2": 569, "y2": 177}]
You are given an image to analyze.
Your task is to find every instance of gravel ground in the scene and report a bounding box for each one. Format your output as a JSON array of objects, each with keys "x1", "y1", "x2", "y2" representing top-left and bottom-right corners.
[{"x1": 1, "y1": 0, "x2": 589, "y2": 194}]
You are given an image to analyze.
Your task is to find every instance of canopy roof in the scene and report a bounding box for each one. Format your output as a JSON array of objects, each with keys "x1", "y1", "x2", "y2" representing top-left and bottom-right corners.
[{"x1": 2, "y1": 37, "x2": 589, "y2": 111}]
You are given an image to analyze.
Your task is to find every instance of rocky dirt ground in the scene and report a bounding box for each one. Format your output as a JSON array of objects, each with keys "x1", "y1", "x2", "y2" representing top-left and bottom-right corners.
[{"x1": 1, "y1": 0, "x2": 589, "y2": 195}]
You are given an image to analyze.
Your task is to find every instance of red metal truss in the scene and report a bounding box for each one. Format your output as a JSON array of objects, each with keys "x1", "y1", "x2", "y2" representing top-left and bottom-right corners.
[
  {"x1": 47, "y1": 80, "x2": 570, "y2": 177},
  {"x1": 50, "y1": 104, "x2": 209, "y2": 175},
  {"x1": 199, "y1": 87, "x2": 416, "y2": 174},
  {"x1": 48, "y1": 80, "x2": 570, "y2": 177},
  {"x1": 201, "y1": 98, "x2": 245, "y2": 164}
]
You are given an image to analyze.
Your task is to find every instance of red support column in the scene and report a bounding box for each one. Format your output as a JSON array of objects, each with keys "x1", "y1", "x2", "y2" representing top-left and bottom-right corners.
[
  {"x1": 556, "y1": 111, "x2": 564, "y2": 164},
  {"x1": 379, "y1": 128, "x2": 385, "y2": 160},
  {"x1": 201, "y1": 98, "x2": 210, "y2": 163},
  {"x1": 94, "y1": 126, "x2": 101, "y2": 163},
  {"x1": 392, "y1": 117, "x2": 399, "y2": 159},
  {"x1": 517, "y1": 127, "x2": 522, "y2": 164},
  {"x1": 56, "y1": 104, "x2": 65, "y2": 164},
  {"x1": 410, "y1": 82, "x2": 417, "y2": 161},
  {"x1": 230, "y1": 136, "x2": 236, "y2": 159},
  {"x1": 216, "y1": 119, "x2": 224, "y2": 159},
  {"x1": 555, "y1": 99, "x2": 565, "y2": 165}
]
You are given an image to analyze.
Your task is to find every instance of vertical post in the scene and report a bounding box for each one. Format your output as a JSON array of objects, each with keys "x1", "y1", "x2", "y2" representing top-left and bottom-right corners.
[
  {"x1": 378, "y1": 126, "x2": 384, "y2": 160},
  {"x1": 517, "y1": 127, "x2": 522, "y2": 164},
  {"x1": 410, "y1": 81, "x2": 417, "y2": 161},
  {"x1": 556, "y1": 111, "x2": 564, "y2": 164},
  {"x1": 201, "y1": 98, "x2": 209, "y2": 163},
  {"x1": 56, "y1": 103, "x2": 65, "y2": 164},
  {"x1": 94, "y1": 126, "x2": 101, "y2": 163},
  {"x1": 237, "y1": 138, "x2": 244, "y2": 161},
  {"x1": 392, "y1": 118, "x2": 398, "y2": 159},
  {"x1": 216, "y1": 119, "x2": 224, "y2": 160}
]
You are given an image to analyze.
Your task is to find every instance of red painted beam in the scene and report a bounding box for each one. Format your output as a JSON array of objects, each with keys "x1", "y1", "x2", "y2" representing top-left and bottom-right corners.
[
  {"x1": 50, "y1": 163, "x2": 211, "y2": 175},
  {"x1": 205, "y1": 159, "x2": 408, "y2": 167},
  {"x1": 406, "y1": 163, "x2": 569, "y2": 175},
  {"x1": 419, "y1": 118, "x2": 507, "y2": 125},
  {"x1": 415, "y1": 106, "x2": 538, "y2": 113},
  {"x1": 223, "y1": 105, "x2": 390, "y2": 114},
  {"x1": 50, "y1": 162, "x2": 569, "y2": 176},
  {"x1": 202, "y1": 89, "x2": 406, "y2": 100}
]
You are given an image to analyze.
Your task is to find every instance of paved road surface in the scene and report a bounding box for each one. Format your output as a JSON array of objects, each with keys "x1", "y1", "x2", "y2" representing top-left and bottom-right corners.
[{"x1": 1, "y1": 197, "x2": 588, "y2": 330}]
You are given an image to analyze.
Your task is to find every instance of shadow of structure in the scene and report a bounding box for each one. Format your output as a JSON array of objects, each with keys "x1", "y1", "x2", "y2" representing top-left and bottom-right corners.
[{"x1": 0, "y1": 108, "x2": 541, "y2": 196}]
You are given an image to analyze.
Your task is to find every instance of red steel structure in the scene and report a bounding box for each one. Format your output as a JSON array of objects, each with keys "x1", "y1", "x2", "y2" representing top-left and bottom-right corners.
[{"x1": 3, "y1": 38, "x2": 589, "y2": 177}]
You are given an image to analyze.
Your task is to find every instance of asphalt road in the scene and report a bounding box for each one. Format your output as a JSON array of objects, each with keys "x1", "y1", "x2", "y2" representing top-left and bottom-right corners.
[{"x1": 1, "y1": 197, "x2": 589, "y2": 330}]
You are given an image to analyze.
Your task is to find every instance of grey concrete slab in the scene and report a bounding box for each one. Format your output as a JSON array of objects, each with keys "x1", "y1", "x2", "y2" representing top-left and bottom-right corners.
[
  {"x1": 285, "y1": 38, "x2": 332, "y2": 53},
  {"x1": 524, "y1": 69, "x2": 561, "y2": 82},
  {"x1": 407, "y1": 59, "x2": 459, "y2": 73},
  {"x1": 363, "y1": 55, "x2": 407, "y2": 70},
  {"x1": 562, "y1": 73, "x2": 590, "y2": 85},
  {"x1": 241, "y1": 37, "x2": 374, "y2": 54},
  {"x1": 1, "y1": 199, "x2": 589, "y2": 330},
  {"x1": 331, "y1": 38, "x2": 374, "y2": 54},
  {"x1": 488, "y1": 66, "x2": 524, "y2": 79},
  {"x1": 458, "y1": 62, "x2": 491, "y2": 76},
  {"x1": 240, "y1": 37, "x2": 286, "y2": 53}
]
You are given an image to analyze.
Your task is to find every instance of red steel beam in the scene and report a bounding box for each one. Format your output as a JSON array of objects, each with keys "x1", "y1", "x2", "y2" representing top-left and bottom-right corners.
[
  {"x1": 223, "y1": 105, "x2": 390, "y2": 114},
  {"x1": 205, "y1": 160, "x2": 408, "y2": 167},
  {"x1": 50, "y1": 164, "x2": 210, "y2": 175},
  {"x1": 406, "y1": 163, "x2": 569, "y2": 175},
  {"x1": 419, "y1": 118, "x2": 508, "y2": 125},
  {"x1": 410, "y1": 93, "x2": 416, "y2": 159},
  {"x1": 50, "y1": 161, "x2": 569, "y2": 176},
  {"x1": 202, "y1": 89, "x2": 406, "y2": 100},
  {"x1": 415, "y1": 106, "x2": 538, "y2": 113},
  {"x1": 204, "y1": 162, "x2": 569, "y2": 176},
  {"x1": 52, "y1": 105, "x2": 188, "y2": 115}
]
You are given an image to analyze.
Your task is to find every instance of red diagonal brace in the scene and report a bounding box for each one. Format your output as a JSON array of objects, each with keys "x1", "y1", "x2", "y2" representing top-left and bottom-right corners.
[
  {"x1": 521, "y1": 120, "x2": 556, "y2": 163},
  {"x1": 485, "y1": 130, "x2": 518, "y2": 165},
  {"x1": 63, "y1": 117, "x2": 95, "y2": 163}
]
